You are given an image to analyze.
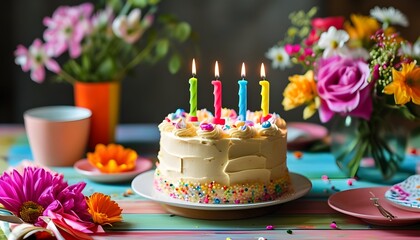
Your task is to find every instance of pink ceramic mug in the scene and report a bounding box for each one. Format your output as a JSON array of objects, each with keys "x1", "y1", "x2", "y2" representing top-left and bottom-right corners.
[{"x1": 24, "y1": 106, "x2": 91, "y2": 167}]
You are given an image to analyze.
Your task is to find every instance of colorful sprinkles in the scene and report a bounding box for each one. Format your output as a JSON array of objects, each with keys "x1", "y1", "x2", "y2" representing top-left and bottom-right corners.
[
  {"x1": 154, "y1": 169, "x2": 290, "y2": 204},
  {"x1": 266, "y1": 225, "x2": 274, "y2": 230},
  {"x1": 330, "y1": 221, "x2": 339, "y2": 229}
]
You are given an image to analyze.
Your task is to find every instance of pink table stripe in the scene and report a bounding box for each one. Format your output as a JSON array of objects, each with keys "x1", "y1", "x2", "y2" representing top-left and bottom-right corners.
[{"x1": 117, "y1": 199, "x2": 337, "y2": 214}]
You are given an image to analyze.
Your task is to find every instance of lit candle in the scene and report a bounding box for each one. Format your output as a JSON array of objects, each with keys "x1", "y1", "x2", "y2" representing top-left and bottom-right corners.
[
  {"x1": 212, "y1": 61, "x2": 225, "y2": 125},
  {"x1": 189, "y1": 59, "x2": 198, "y2": 122},
  {"x1": 238, "y1": 62, "x2": 247, "y2": 121},
  {"x1": 259, "y1": 63, "x2": 270, "y2": 119}
]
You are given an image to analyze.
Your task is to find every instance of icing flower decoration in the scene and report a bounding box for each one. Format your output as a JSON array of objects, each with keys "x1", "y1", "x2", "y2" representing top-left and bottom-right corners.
[{"x1": 87, "y1": 144, "x2": 138, "y2": 173}]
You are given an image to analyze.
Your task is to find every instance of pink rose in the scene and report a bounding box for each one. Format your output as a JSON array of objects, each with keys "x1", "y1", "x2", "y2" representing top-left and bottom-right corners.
[
  {"x1": 316, "y1": 56, "x2": 374, "y2": 122},
  {"x1": 311, "y1": 16, "x2": 345, "y2": 31}
]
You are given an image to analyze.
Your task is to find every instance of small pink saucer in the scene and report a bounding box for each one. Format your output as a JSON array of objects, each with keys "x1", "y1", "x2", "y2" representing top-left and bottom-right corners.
[
  {"x1": 74, "y1": 158, "x2": 153, "y2": 183},
  {"x1": 328, "y1": 187, "x2": 420, "y2": 226},
  {"x1": 287, "y1": 122, "x2": 328, "y2": 150}
]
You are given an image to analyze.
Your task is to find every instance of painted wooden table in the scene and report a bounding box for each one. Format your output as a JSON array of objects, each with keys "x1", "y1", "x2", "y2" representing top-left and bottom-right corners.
[{"x1": 1, "y1": 124, "x2": 420, "y2": 239}]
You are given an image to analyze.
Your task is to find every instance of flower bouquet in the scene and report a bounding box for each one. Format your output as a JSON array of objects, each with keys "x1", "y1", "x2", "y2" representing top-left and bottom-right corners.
[
  {"x1": 266, "y1": 6, "x2": 420, "y2": 179},
  {"x1": 0, "y1": 166, "x2": 122, "y2": 239},
  {"x1": 15, "y1": 0, "x2": 193, "y2": 84}
]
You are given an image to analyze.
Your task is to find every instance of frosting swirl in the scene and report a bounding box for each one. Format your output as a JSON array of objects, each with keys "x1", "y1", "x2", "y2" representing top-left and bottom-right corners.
[
  {"x1": 158, "y1": 119, "x2": 174, "y2": 132},
  {"x1": 259, "y1": 121, "x2": 279, "y2": 136},
  {"x1": 197, "y1": 125, "x2": 224, "y2": 139},
  {"x1": 228, "y1": 125, "x2": 255, "y2": 139},
  {"x1": 173, "y1": 121, "x2": 197, "y2": 137}
]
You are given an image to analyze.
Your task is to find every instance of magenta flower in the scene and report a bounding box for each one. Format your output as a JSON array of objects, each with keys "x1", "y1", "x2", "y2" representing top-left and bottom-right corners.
[
  {"x1": 43, "y1": 3, "x2": 94, "y2": 58},
  {"x1": 0, "y1": 167, "x2": 90, "y2": 226},
  {"x1": 14, "y1": 39, "x2": 60, "y2": 83},
  {"x1": 316, "y1": 56, "x2": 374, "y2": 122},
  {"x1": 284, "y1": 44, "x2": 300, "y2": 55}
]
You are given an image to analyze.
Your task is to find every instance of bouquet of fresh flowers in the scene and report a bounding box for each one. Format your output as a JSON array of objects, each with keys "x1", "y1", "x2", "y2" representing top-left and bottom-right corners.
[
  {"x1": 15, "y1": 0, "x2": 193, "y2": 84},
  {"x1": 0, "y1": 166, "x2": 122, "y2": 239},
  {"x1": 266, "y1": 6, "x2": 420, "y2": 179}
]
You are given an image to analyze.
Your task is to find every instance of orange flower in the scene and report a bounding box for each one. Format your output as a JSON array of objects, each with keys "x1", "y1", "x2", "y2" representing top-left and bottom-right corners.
[
  {"x1": 345, "y1": 14, "x2": 379, "y2": 47},
  {"x1": 384, "y1": 62, "x2": 420, "y2": 105},
  {"x1": 86, "y1": 193, "x2": 122, "y2": 226},
  {"x1": 282, "y1": 70, "x2": 319, "y2": 119},
  {"x1": 87, "y1": 144, "x2": 138, "y2": 173}
]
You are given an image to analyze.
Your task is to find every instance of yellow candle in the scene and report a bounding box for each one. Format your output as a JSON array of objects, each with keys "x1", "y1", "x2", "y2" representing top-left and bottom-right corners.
[{"x1": 259, "y1": 63, "x2": 269, "y2": 117}]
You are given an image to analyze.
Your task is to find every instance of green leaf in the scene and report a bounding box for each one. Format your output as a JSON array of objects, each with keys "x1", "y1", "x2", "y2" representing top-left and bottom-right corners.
[
  {"x1": 97, "y1": 57, "x2": 115, "y2": 80},
  {"x1": 81, "y1": 54, "x2": 91, "y2": 72},
  {"x1": 155, "y1": 39, "x2": 169, "y2": 57},
  {"x1": 148, "y1": 0, "x2": 161, "y2": 5},
  {"x1": 307, "y1": 7, "x2": 318, "y2": 17},
  {"x1": 107, "y1": 0, "x2": 123, "y2": 11},
  {"x1": 168, "y1": 54, "x2": 181, "y2": 74},
  {"x1": 130, "y1": 0, "x2": 148, "y2": 8},
  {"x1": 400, "y1": 106, "x2": 417, "y2": 120},
  {"x1": 349, "y1": 141, "x2": 368, "y2": 177},
  {"x1": 174, "y1": 22, "x2": 191, "y2": 42}
]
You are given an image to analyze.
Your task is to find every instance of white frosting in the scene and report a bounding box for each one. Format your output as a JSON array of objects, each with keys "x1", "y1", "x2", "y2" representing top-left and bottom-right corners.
[
  {"x1": 158, "y1": 120, "x2": 174, "y2": 132},
  {"x1": 197, "y1": 125, "x2": 224, "y2": 139},
  {"x1": 228, "y1": 125, "x2": 256, "y2": 139},
  {"x1": 156, "y1": 109, "x2": 289, "y2": 187}
]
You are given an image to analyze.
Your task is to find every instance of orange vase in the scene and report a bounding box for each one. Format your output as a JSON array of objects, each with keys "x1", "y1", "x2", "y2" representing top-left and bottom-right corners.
[{"x1": 74, "y1": 81, "x2": 120, "y2": 150}]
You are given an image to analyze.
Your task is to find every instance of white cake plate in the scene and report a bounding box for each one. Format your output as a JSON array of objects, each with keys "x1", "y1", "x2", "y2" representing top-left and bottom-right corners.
[{"x1": 131, "y1": 170, "x2": 312, "y2": 219}]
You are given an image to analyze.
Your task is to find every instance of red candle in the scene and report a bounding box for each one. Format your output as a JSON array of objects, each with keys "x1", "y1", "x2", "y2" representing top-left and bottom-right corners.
[{"x1": 212, "y1": 61, "x2": 225, "y2": 125}]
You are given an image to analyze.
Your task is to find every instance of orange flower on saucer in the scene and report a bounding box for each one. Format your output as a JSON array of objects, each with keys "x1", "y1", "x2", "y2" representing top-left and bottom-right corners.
[{"x1": 87, "y1": 144, "x2": 137, "y2": 173}]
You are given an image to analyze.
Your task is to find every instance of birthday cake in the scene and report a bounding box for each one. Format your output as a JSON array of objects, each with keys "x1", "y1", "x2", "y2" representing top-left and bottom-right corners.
[{"x1": 154, "y1": 109, "x2": 291, "y2": 204}]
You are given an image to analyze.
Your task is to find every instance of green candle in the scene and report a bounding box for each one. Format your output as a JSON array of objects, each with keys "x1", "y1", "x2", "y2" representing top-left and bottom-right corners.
[{"x1": 189, "y1": 59, "x2": 198, "y2": 121}]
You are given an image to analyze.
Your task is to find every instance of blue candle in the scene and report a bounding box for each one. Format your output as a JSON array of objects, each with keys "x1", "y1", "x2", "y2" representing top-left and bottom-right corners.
[{"x1": 238, "y1": 63, "x2": 247, "y2": 121}]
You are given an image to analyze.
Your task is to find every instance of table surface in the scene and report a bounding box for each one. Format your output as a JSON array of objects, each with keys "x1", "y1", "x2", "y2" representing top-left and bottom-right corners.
[{"x1": 1, "y1": 124, "x2": 420, "y2": 239}]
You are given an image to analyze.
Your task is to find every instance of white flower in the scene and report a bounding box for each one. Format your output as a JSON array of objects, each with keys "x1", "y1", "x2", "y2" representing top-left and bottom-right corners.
[
  {"x1": 401, "y1": 39, "x2": 420, "y2": 57},
  {"x1": 318, "y1": 27, "x2": 349, "y2": 58},
  {"x1": 349, "y1": 47, "x2": 370, "y2": 60},
  {"x1": 370, "y1": 6, "x2": 408, "y2": 27},
  {"x1": 112, "y1": 8, "x2": 143, "y2": 43},
  {"x1": 265, "y1": 46, "x2": 291, "y2": 70}
]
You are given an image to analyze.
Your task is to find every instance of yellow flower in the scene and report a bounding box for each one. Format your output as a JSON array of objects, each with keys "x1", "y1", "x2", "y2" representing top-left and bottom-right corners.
[
  {"x1": 87, "y1": 144, "x2": 138, "y2": 173},
  {"x1": 345, "y1": 14, "x2": 380, "y2": 46},
  {"x1": 282, "y1": 70, "x2": 319, "y2": 119},
  {"x1": 384, "y1": 62, "x2": 420, "y2": 105},
  {"x1": 86, "y1": 193, "x2": 122, "y2": 226}
]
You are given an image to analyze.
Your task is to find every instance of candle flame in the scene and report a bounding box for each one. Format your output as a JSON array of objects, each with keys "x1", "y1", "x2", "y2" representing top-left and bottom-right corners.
[
  {"x1": 192, "y1": 59, "x2": 196, "y2": 76},
  {"x1": 241, "y1": 62, "x2": 246, "y2": 78},
  {"x1": 215, "y1": 61, "x2": 220, "y2": 79},
  {"x1": 260, "y1": 63, "x2": 266, "y2": 79}
]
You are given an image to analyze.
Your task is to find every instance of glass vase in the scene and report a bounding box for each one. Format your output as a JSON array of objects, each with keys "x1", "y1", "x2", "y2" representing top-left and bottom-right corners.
[{"x1": 330, "y1": 115, "x2": 409, "y2": 183}]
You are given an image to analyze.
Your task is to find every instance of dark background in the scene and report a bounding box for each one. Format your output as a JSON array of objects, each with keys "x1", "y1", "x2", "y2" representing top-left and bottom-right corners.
[{"x1": 2, "y1": 0, "x2": 419, "y2": 124}]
